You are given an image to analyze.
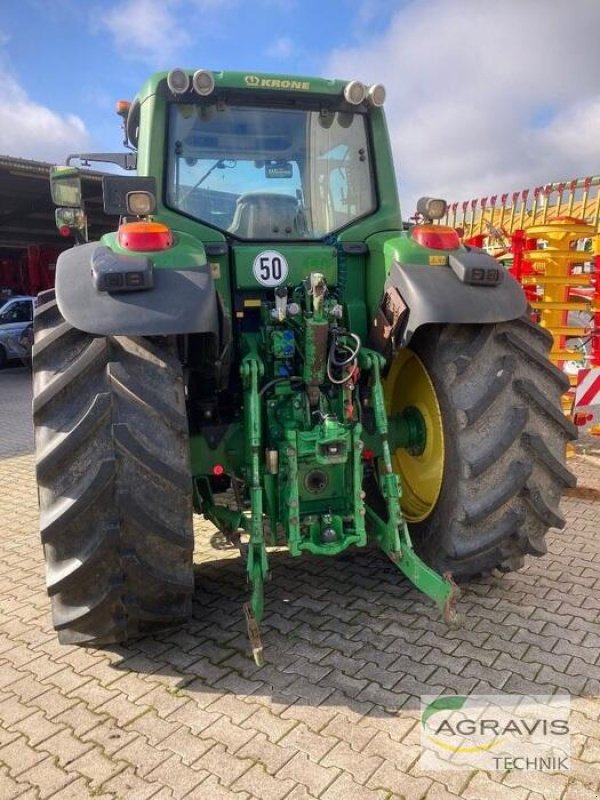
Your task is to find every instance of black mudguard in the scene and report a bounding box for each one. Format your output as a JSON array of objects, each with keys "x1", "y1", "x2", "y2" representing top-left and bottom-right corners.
[
  {"x1": 54, "y1": 242, "x2": 219, "y2": 337},
  {"x1": 387, "y1": 259, "x2": 527, "y2": 346}
]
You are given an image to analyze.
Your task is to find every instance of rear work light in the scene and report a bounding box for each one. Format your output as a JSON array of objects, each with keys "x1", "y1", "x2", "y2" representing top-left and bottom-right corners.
[
  {"x1": 118, "y1": 221, "x2": 173, "y2": 252},
  {"x1": 411, "y1": 224, "x2": 460, "y2": 250}
]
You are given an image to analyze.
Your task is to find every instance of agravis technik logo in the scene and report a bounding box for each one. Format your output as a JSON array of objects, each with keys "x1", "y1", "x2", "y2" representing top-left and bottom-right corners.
[{"x1": 420, "y1": 694, "x2": 571, "y2": 771}]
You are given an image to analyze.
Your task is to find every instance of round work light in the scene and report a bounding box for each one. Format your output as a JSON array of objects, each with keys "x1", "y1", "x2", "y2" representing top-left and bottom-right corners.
[
  {"x1": 192, "y1": 69, "x2": 215, "y2": 96},
  {"x1": 344, "y1": 80, "x2": 367, "y2": 105},
  {"x1": 167, "y1": 68, "x2": 190, "y2": 94}
]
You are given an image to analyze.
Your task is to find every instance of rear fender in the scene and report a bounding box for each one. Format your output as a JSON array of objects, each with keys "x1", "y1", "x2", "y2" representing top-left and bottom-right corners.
[
  {"x1": 380, "y1": 257, "x2": 527, "y2": 348},
  {"x1": 55, "y1": 241, "x2": 218, "y2": 337}
]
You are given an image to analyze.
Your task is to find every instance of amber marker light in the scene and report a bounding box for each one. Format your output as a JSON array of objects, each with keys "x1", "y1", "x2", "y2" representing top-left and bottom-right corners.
[
  {"x1": 411, "y1": 224, "x2": 461, "y2": 250},
  {"x1": 115, "y1": 100, "x2": 131, "y2": 117},
  {"x1": 118, "y1": 221, "x2": 173, "y2": 251}
]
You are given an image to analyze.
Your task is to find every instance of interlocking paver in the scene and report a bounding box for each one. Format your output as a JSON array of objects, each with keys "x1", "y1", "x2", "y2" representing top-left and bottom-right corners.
[
  {"x1": 364, "y1": 730, "x2": 420, "y2": 772},
  {"x1": 237, "y1": 731, "x2": 295, "y2": 775},
  {"x1": 192, "y1": 742, "x2": 250, "y2": 786},
  {"x1": 80, "y1": 717, "x2": 139, "y2": 756},
  {"x1": 144, "y1": 754, "x2": 208, "y2": 797},
  {"x1": 279, "y1": 722, "x2": 338, "y2": 762},
  {"x1": 0, "y1": 735, "x2": 47, "y2": 776},
  {"x1": 0, "y1": 694, "x2": 39, "y2": 727},
  {"x1": 512, "y1": 769, "x2": 575, "y2": 800},
  {"x1": 18, "y1": 756, "x2": 77, "y2": 799},
  {"x1": 204, "y1": 693, "x2": 261, "y2": 725},
  {"x1": 53, "y1": 701, "x2": 108, "y2": 737},
  {"x1": 462, "y1": 772, "x2": 530, "y2": 800},
  {"x1": 125, "y1": 709, "x2": 182, "y2": 746},
  {"x1": 232, "y1": 763, "x2": 295, "y2": 800},
  {"x1": 0, "y1": 765, "x2": 29, "y2": 800},
  {"x1": 320, "y1": 739, "x2": 383, "y2": 784},
  {"x1": 64, "y1": 745, "x2": 127, "y2": 787},
  {"x1": 192, "y1": 773, "x2": 252, "y2": 800},
  {"x1": 367, "y1": 761, "x2": 432, "y2": 799},
  {"x1": 101, "y1": 766, "x2": 166, "y2": 800},
  {"x1": 199, "y1": 714, "x2": 256, "y2": 753},
  {"x1": 0, "y1": 370, "x2": 599, "y2": 799},
  {"x1": 117, "y1": 735, "x2": 172, "y2": 777},
  {"x1": 37, "y1": 727, "x2": 95, "y2": 767},
  {"x1": 321, "y1": 772, "x2": 389, "y2": 800},
  {"x1": 240, "y1": 705, "x2": 297, "y2": 743},
  {"x1": 276, "y1": 751, "x2": 339, "y2": 796},
  {"x1": 0, "y1": 369, "x2": 33, "y2": 456}
]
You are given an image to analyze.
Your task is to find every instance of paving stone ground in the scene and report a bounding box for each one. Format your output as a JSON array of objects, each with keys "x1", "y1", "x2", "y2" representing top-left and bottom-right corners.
[
  {"x1": 0, "y1": 364, "x2": 599, "y2": 799},
  {"x1": 0, "y1": 366, "x2": 33, "y2": 457}
]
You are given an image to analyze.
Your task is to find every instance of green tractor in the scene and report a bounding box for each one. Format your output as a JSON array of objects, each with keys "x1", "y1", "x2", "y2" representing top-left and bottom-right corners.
[{"x1": 33, "y1": 69, "x2": 575, "y2": 663}]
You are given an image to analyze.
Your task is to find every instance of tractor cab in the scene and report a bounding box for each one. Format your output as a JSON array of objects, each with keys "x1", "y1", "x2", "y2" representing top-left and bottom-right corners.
[{"x1": 165, "y1": 98, "x2": 376, "y2": 241}]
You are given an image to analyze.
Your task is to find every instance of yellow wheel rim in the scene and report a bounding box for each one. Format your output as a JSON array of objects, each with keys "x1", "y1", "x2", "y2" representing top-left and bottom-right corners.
[{"x1": 383, "y1": 348, "x2": 444, "y2": 522}]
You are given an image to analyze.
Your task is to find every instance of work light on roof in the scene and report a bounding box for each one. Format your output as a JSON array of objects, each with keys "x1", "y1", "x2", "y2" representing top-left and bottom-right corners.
[
  {"x1": 344, "y1": 80, "x2": 367, "y2": 105},
  {"x1": 167, "y1": 68, "x2": 190, "y2": 94},
  {"x1": 192, "y1": 69, "x2": 215, "y2": 96},
  {"x1": 126, "y1": 191, "x2": 156, "y2": 216},
  {"x1": 368, "y1": 84, "x2": 386, "y2": 107},
  {"x1": 417, "y1": 196, "x2": 448, "y2": 221}
]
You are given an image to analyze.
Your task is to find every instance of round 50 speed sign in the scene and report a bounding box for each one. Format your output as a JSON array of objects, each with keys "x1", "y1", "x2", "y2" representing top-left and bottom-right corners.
[{"x1": 252, "y1": 250, "x2": 289, "y2": 287}]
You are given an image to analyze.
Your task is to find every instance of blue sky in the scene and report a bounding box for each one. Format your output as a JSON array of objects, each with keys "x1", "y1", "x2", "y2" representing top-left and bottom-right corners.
[{"x1": 1, "y1": 0, "x2": 599, "y2": 214}]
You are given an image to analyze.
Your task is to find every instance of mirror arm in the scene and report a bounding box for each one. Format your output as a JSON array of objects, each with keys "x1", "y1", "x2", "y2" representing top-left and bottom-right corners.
[{"x1": 66, "y1": 152, "x2": 137, "y2": 170}]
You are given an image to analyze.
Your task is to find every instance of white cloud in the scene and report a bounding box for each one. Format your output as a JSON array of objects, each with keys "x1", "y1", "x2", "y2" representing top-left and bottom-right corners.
[
  {"x1": 0, "y1": 72, "x2": 90, "y2": 162},
  {"x1": 99, "y1": 0, "x2": 192, "y2": 65},
  {"x1": 266, "y1": 36, "x2": 295, "y2": 60},
  {"x1": 326, "y1": 0, "x2": 600, "y2": 215},
  {"x1": 98, "y1": 0, "x2": 238, "y2": 65}
]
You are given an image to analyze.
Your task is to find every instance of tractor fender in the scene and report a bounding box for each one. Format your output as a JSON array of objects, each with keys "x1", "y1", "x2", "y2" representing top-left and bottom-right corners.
[
  {"x1": 386, "y1": 259, "x2": 527, "y2": 346},
  {"x1": 54, "y1": 242, "x2": 219, "y2": 337}
]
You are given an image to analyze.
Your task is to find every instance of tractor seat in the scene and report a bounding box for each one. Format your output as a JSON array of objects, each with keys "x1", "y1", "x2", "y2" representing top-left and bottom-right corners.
[{"x1": 229, "y1": 192, "x2": 306, "y2": 239}]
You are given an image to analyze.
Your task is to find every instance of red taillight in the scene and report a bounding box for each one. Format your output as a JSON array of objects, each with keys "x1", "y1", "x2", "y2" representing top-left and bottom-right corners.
[
  {"x1": 411, "y1": 224, "x2": 460, "y2": 250},
  {"x1": 212, "y1": 464, "x2": 225, "y2": 476},
  {"x1": 118, "y1": 221, "x2": 172, "y2": 251},
  {"x1": 58, "y1": 225, "x2": 72, "y2": 237}
]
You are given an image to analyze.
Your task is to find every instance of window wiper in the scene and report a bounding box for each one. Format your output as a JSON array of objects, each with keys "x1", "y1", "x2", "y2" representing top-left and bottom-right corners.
[{"x1": 181, "y1": 159, "x2": 237, "y2": 203}]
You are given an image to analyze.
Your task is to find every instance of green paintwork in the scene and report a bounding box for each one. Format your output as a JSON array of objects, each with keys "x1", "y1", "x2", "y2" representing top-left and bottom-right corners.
[
  {"x1": 358, "y1": 349, "x2": 455, "y2": 612},
  {"x1": 137, "y1": 70, "x2": 348, "y2": 102},
  {"x1": 59, "y1": 67, "x2": 475, "y2": 659},
  {"x1": 101, "y1": 229, "x2": 208, "y2": 269},
  {"x1": 189, "y1": 423, "x2": 243, "y2": 478},
  {"x1": 131, "y1": 69, "x2": 402, "y2": 331},
  {"x1": 233, "y1": 244, "x2": 337, "y2": 290}
]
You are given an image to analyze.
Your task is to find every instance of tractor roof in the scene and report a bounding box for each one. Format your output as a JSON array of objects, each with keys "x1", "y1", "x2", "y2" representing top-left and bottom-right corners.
[{"x1": 139, "y1": 69, "x2": 349, "y2": 100}]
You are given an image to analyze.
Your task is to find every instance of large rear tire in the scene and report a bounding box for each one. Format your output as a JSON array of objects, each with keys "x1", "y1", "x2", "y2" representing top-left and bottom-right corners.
[
  {"x1": 32, "y1": 290, "x2": 194, "y2": 645},
  {"x1": 385, "y1": 317, "x2": 577, "y2": 579}
]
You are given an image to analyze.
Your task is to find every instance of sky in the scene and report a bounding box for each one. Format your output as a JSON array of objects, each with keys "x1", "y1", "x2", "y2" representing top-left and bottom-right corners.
[{"x1": 1, "y1": 0, "x2": 599, "y2": 216}]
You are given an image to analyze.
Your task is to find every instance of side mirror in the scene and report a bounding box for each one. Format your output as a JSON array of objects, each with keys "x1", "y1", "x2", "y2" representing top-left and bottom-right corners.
[
  {"x1": 55, "y1": 207, "x2": 88, "y2": 243},
  {"x1": 50, "y1": 165, "x2": 83, "y2": 208}
]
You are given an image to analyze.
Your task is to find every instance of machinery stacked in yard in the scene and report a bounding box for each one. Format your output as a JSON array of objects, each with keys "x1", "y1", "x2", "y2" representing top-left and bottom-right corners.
[
  {"x1": 0, "y1": 245, "x2": 61, "y2": 298},
  {"x1": 444, "y1": 181, "x2": 600, "y2": 429},
  {"x1": 32, "y1": 69, "x2": 575, "y2": 664}
]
